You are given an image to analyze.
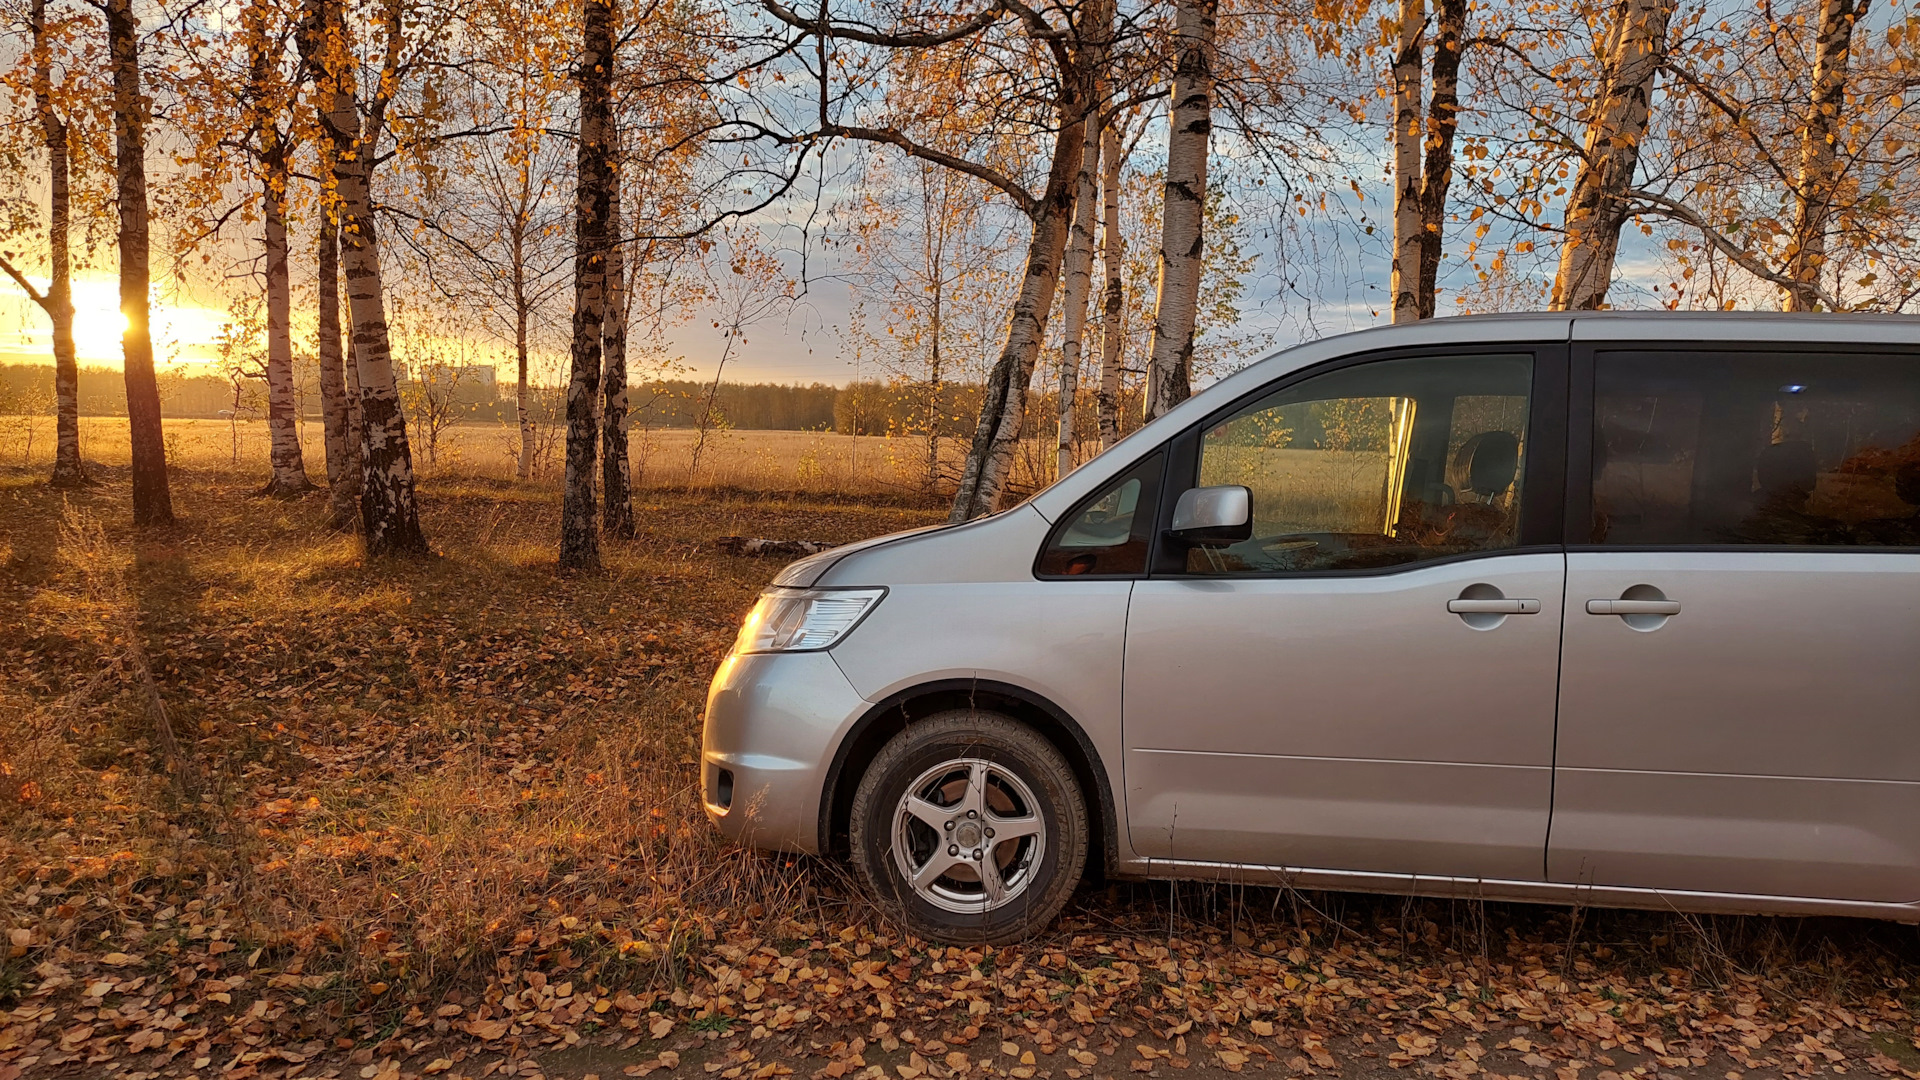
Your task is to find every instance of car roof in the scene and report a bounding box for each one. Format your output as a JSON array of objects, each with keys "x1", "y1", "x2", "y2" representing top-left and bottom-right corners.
[{"x1": 1028, "y1": 310, "x2": 1920, "y2": 523}]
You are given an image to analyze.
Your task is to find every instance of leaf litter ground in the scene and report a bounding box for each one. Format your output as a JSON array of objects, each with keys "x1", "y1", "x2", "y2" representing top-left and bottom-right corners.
[{"x1": 4, "y1": 461, "x2": 1920, "y2": 1080}]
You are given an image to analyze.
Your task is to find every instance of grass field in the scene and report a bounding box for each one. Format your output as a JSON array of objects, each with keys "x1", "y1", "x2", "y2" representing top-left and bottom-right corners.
[
  {"x1": 5, "y1": 427, "x2": 1920, "y2": 1080},
  {"x1": 0, "y1": 416, "x2": 1065, "y2": 502}
]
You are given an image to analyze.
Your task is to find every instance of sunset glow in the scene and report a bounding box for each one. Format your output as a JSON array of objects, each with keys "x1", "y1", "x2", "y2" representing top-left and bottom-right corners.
[{"x1": 0, "y1": 272, "x2": 228, "y2": 369}]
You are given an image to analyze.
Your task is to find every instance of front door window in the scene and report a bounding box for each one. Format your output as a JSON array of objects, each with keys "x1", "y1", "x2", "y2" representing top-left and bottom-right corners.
[{"x1": 1190, "y1": 353, "x2": 1534, "y2": 572}]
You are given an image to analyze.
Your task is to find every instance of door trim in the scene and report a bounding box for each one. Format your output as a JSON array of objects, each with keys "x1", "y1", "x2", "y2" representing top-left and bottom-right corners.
[{"x1": 1127, "y1": 857, "x2": 1920, "y2": 923}]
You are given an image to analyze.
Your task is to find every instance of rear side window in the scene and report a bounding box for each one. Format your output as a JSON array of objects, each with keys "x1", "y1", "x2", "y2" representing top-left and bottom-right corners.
[
  {"x1": 1592, "y1": 350, "x2": 1920, "y2": 547},
  {"x1": 1036, "y1": 453, "x2": 1163, "y2": 577}
]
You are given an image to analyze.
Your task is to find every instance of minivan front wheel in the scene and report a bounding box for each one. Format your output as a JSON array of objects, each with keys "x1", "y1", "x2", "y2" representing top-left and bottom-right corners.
[{"x1": 849, "y1": 712, "x2": 1087, "y2": 944}]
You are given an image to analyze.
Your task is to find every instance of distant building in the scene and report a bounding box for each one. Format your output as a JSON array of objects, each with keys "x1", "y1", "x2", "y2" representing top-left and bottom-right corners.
[{"x1": 402, "y1": 362, "x2": 498, "y2": 405}]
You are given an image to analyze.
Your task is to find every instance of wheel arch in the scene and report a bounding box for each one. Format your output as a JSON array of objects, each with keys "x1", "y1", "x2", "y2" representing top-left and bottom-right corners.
[{"x1": 818, "y1": 679, "x2": 1119, "y2": 878}]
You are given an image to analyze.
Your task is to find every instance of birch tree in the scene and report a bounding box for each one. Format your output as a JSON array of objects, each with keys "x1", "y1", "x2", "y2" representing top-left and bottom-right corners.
[
  {"x1": 102, "y1": 0, "x2": 172, "y2": 526},
  {"x1": 766, "y1": 0, "x2": 1107, "y2": 520},
  {"x1": 315, "y1": 203, "x2": 360, "y2": 528},
  {"x1": 1143, "y1": 0, "x2": 1216, "y2": 422},
  {"x1": 0, "y1": 0, "x2": 96, "y2": 487},
  {"x1": 1055, "y1": 0, "x2": 1111, "y2": 478},
  {"x1": 299, "y1": 0, "x2": 429, "y2": 555},
  {"x1": 420, "y1": 0, "x2": 571, "y2": 482},
  {"x1": 1095, "y1": 114, "x2": 1127, "y2": 450},
  {"x1": 1782, "y1": 0, "x2": 1867, "y2": 310},
  {"x1": 1549, "y1": 0, "x2": 1675, "y2": 310},
  {"x1": 602, "y1": 119, "x2": 633, "y2": 541},
  {"x1": 240, "y1": 0, "x2": 309, "y2": 496},
  {"x1": 559, "y1": 0, "x2": 614, "y2": 570},
  {"x1": 1389, "y1": 0, "x2": 1467, "y2": 321},
  {"x1": 1055, "y1": 114, "x2": 1099, "y2": 478},
  {"x1": 1388, "y1": 0, "x2": 1423, "y2": 322}
]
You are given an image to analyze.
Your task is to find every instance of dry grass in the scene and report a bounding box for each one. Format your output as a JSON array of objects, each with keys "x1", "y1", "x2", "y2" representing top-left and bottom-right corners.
[
  {"x1": 0, "y1": 441, "x2": 945, "y2": 1010},
  {"x1": 0, "y1": 416, "x2": 1074, "y2": 502}
]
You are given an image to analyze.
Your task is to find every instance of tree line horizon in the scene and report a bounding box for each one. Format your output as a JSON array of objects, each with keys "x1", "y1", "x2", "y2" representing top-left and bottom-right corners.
[{"x1": 1, "y1": 0, "x2": 1905, "y2": 566}]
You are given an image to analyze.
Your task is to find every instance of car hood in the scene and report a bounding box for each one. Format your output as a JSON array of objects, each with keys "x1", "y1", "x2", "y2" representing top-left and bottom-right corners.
[{"x1": 770, "y1": 522, "x2": 957, "y2": 587}]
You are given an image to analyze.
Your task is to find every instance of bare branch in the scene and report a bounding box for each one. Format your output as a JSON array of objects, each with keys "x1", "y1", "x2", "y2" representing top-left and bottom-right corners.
[
  {"x1": 0, "y1": 253, "x2": 50, "y2": 309},
  {"x1": 761, "y1": 0, "x2": 1001, "y2": 47},
  {"x1": 1628, "y1": 188, "x2": 1845, "y2": 310}
]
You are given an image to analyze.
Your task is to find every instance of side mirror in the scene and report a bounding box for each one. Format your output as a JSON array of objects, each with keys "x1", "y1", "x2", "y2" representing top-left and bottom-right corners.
[{"x1": 1168, "y1": 485, "x2": 1252, "y2": 547}]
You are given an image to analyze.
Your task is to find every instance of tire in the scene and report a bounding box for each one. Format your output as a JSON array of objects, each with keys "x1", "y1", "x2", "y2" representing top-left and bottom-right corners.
[{"x1": 849, "y1": 711, "x2": 1088, "y2": 945}]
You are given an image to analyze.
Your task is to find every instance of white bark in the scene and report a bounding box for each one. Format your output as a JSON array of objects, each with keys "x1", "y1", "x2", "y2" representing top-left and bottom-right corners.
[
  {"x1": 261, "y1": 160, "x2": 309, "y2": 495},
  {"x1": 307, "y1": 0, "x2": 425, "y2": 553},
  {"x1": 1055, "y1": 92, "x2": 1103, "y2": 479},
  {"x1": 1096, "y1": 120, "x2": 1126, "y2": 450},
  {"x1": 1785, "y1": 0, "x2": 1867, "y2": 311},
  {"x1": 1390, "y1": 0, "x2": 1424, "y2": 323},
  {"x1": 1550, "y1": 0, "x2": 1675, "y2": 311},
  {"x1": 1143, "y1": 0, "x2": 1216, "y2": 422},
  {"x1": 948, "y1": 112, "x2": 1086, "y2": 522}
]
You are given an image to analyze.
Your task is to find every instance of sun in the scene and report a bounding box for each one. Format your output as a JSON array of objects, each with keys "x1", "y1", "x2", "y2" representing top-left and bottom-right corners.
[{"x1": 68, "y1": 279, "x2": 130, "y2": 361}]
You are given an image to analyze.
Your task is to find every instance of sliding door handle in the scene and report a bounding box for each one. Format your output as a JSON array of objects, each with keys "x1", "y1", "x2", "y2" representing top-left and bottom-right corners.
[
  {"x1": 1586, "y1": 598, "x2": 1681, "y2": 616},
  {"x1": 1448, "y1": 598, "x2": 1541, "y2": 615}
]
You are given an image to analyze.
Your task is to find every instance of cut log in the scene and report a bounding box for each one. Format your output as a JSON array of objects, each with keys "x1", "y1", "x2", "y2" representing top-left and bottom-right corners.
[{"x1": 716, "y1": 537, "x2": 836, "y2": 557}]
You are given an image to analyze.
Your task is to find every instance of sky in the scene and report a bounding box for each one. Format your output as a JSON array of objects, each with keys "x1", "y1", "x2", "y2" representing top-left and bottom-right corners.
[{"x1": 0, "y1": 146, "x2": 1677, "y2": 391}]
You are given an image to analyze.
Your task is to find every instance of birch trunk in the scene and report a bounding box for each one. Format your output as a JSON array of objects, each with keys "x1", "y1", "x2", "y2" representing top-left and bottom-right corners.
[
  {"x1": 307, "y1": 0, "x2": 426, "y2": 554},
  {"x1": 560, "y1": 0, "x2": 614, "y2": 568},
  {"x1": 1143, "y1": 0, "x2": 1216, "y2": 422},
  {"x1": 513, "y1": 195, "x2": 535, "y2": 479},
  {"x1": 948, "y1": 108, "x2": 1087, "y2": 522},
  {"x1": 259, "y1": 149, "x2": 310, "y2": 495},
  {"x1": 1055, "y1": 89, "x2": 1103, "y2": 479},
  {"x1": 1416, "y1": 0, "x2": 1466, "y2": 318},
  {"x1": 1389, "y1": 0, "x2": 1424, "y2": 323},
  {"x1": 1784, "y1": 0, "x2": 1866, "y2": 312},
  {"x1": 107, "y1": 0, "x2": 173, "y2": 527},
  {"x1": 1096, "y1": 120, "x2": 1125, "y2": 450},
  {"x1": 32, "y1": 0, "x2": 85, "y2": 487},
  {"x1": 316, "y1": 210, "x2": 359, "y2": 529},
  {"x1": 602, "y1": 141, "x2": 634, "y2": 540},
  {"x1": 1550, "y1": 0, "x2": 1674, "y2": 311}
]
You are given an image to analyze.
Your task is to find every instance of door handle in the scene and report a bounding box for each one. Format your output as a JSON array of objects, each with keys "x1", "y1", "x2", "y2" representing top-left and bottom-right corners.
[
  {"x1": 1447, "y1": 598, "x2": 1541, "y2": 615},
  {"x1": 1585, "y1": 599, "x2": 1681, "y2": 616}
]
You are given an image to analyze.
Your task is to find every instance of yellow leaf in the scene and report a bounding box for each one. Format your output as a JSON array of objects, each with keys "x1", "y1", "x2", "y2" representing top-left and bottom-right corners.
[{"x1": 465, "y1": 1019, "x2": 510, "y2": 1041}]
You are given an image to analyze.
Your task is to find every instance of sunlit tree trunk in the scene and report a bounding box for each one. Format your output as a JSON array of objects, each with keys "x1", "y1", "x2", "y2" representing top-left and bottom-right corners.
[
  {"x1": 1055, "y1": 84, "x2": 1103, "y2": 479},
  {"x1": 1415, "y1": 0, "x2": 1465, "y2": 319},
  {"x1": 1784, "y1": 0, "x2": 1867, "y2": 312},
  {"x1": 1390, "y1": 0, "x2": 1424, "y2": 323},
  {"x1": 305, "y1": 0, "x2": 426, "y2": 553},
  {"x1": 259, "y1": 149, "x2": 310, "y2": 496},
  {"x1": 1096, "y1": 120, "x2": 1125, "y2": 451},
  {"x1": 316, "y1": 211, "x2": 359, "y2": 529},
  {"x1": 247, "y1": 4, "x2": 308, "y2": 497},
  {"x1": 561, "y1": 0, "x2": 614, "y2": 568},
  {"x1": 106, "y1": 0, "x2": 173, "y2": 527},
  {"x1": 513, "y1": 208, "x2": 535, "y2": 480},
  {"x1": 1550, "y1": 0, "x2": 1674, "y2": 311},
  {"x1": 602, "y1": 134, "x2": 634, "y2": 540},
  {"x1": 948, "y1": 108, "x2": 1086, "y2": 522},
  {"x1": 30, "y1": 0, "x2": 85, "y2": 487},
  {"x1": 1143, "y1": 0, "x2": 1216, "y2": 422}
]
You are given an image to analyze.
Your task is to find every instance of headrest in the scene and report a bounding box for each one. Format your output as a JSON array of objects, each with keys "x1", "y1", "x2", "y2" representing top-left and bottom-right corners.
[{"x1": 1456, "y1": 431, "x2": 1521, "y2": 496}]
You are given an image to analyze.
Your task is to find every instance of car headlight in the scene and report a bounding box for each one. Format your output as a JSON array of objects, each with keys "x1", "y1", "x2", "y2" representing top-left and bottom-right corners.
[{"x1": 733, "y1": 587, "x2": 886, "y2": 654}]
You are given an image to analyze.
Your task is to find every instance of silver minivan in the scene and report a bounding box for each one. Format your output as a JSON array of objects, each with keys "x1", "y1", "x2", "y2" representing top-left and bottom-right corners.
[{"x1": 702, "y1": 312, "x2": 1920, "y2": 943}]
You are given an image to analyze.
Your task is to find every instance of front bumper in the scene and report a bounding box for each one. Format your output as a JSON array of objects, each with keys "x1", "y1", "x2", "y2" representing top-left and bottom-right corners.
[{"x1": 701, "y1": 650, "x2": 870, "y2": 854}]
